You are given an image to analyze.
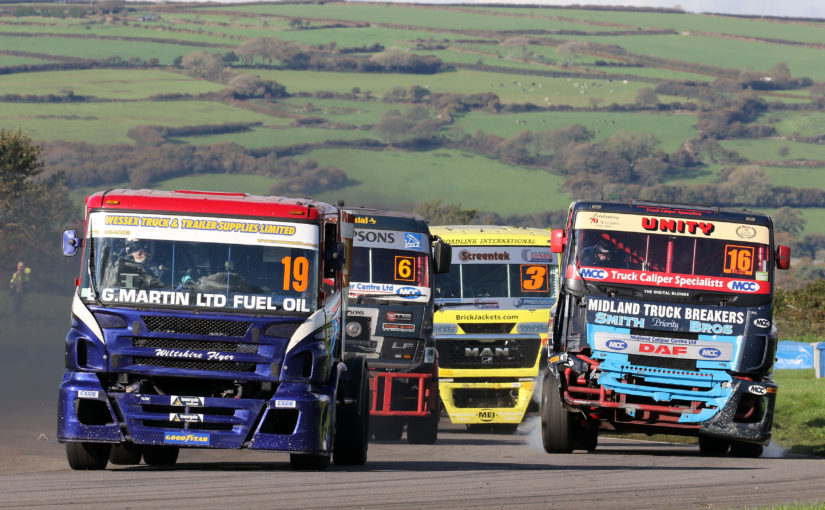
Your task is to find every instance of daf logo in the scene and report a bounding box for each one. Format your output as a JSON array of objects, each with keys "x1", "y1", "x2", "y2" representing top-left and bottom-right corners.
[
  {"x1": 748, "y1": 385, "x2": 767, "y2": 396},
  {"x1": 727, "y1": 280, "x2": 759, "y2": 292},
  {"x1": 699, "y1": 348, "x2": 722, "y2": 359},
  {"x1": 753, "y1": 318, "x2": 771, "y2": 329},
  {"x1": 605, "y1": 340, "x2": 627, "y2": 351},
  {"x1": 580, "y1": 268, "x2": 608, "y2": 280},
  {"x1": 477, "y1": 409, "x2": 496, "y2": 422}
]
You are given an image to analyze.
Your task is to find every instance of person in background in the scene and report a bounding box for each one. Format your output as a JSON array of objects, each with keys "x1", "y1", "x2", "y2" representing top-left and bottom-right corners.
[{"x1": 9, "y1": 261, "x2": 31, "y2": 313}]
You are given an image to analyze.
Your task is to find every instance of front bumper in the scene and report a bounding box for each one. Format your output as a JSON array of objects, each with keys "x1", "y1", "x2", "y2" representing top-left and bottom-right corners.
[
  {"x1": 57, "y1": 371, "x2": 335, "y2": 454},
  {"x1": 439, "y1": 379, "x2": 536, "y2": 424}
]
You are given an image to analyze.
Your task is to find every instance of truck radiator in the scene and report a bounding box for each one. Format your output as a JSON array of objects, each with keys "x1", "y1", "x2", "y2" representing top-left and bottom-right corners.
[
  {"x1": 142, "y1": 315, "x2": 251, "y2": 337},
  {"x1": 452, "y1": 388, "x2": 518, "y2": 409}
]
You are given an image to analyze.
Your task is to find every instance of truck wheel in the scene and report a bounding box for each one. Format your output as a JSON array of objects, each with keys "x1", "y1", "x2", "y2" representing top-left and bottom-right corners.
[
  {"x1": 333, "y1": 357, "x2": 369, "y2": 465},
  {"x1": 142, "y1": 445, "x2": 179, "y2": 466},
  {"x1": 730, "y1": 441, "x2": 763, "y2": 458},
  {"x1": 541, "y1": 370, "x2": 574, "y2": 453},
  {"x1": 66, "y1": 441, "x2": 111, "y2": 470},
  {"x1": 109, "y1": 442, "x2": 143, "y2": 465},
  {"x1": 372, "y1": 417, "x2": 404, "y2": 441},
  {"x1": 574, "y1": 425, "x2": 598, "y2": 452},
  {"x1": 290, "y1": 453, "x2": 330, "y2": 470},
  {"x1": 698, "y1": 435, "x2": 730, "y2": 456},
  {"x1": 407, "y1": 413, "x2": 439, "y2": 444}
]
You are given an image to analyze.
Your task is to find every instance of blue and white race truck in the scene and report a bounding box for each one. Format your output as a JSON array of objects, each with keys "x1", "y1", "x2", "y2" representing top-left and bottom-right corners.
[{"x1": 58, "y1": 189, "x2": 367, "y2": 470}]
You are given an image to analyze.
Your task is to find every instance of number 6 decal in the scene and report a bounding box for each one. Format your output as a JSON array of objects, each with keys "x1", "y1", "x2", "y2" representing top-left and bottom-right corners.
[{"x1": 395, "y1": 256, "x2": 416, "y2": 282}]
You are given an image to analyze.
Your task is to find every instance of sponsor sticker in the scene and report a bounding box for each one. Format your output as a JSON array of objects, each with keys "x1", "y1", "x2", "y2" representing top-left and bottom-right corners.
[
  {"x1": 275, "y1": 400, "x2": 296, "y2": 409},
  {"x1": 748, "y1": 385, "x2": 768, "y2": 396},
  {"x1": 404, "y1": 232, "x2": 423, "y2": 249},
  {"x1": 477, "y1": 409, "x2": 496, "y2": 422},
  {"x1": 163, "y1": 432, "x2": 210, "y2": 445},
  {"x1": 169, "y1": 413, "x2": 203, "y2": 423},
  {"x1": 396, "y1": 287, "x2": 422, "y2": 299},
  {"x1": 385, "y1": 311, "x2": 413, "y2": 322},
  {"x1": 593, "y1": 331, "x2": 734, "y2": 361},
  {"x1": 170, "y1": 396, "x2": 205, "y2": 407},
  {"x1": 77, "y1": 390, "x2": 99, "y2": 399},
  {"x1": 753, "y1": 318, "x2": 771, "y2": 329},
  {"x1": 382, "y1": 323, "x2": 416, "y2": 332}
]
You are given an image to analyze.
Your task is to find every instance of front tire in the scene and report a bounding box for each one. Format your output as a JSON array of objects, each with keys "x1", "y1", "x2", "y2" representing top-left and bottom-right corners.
[
  {"x1": 699, "y1": 435, "x2": 730, "y2": 456},
  {"x1": 730, "y1": 441, "x2": 763, "y2": 458},
  {"x1": 109, "y1": 442, "x2": 143, "y2": 465},
  {"x1": 142, "y1": 445, "x2": 179, "y2": 466},
  {"x1": 541, "y1": 370, "x2": 574, "y2": 453},
  {"x1": 66, "y1": 442, "x2": 111, "y2": 470},
  {"x1": 333, "y1": 357, "x2": 370, "y2": 465},
  {"x1": 407, "y1": 413, "x2": 439, "y2": 444},
  {"x1": 290, "y1": 453, "x2": 330, "y2": 470}
]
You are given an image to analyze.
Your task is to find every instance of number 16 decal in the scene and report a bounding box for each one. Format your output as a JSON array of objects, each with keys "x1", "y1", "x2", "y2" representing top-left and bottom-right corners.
[
  {"x1": 520, "y1": 264, "x2": 549, "y2": 292},
  {"x1": 395, "y1": 256, "x2": 416, "y2": 282}
]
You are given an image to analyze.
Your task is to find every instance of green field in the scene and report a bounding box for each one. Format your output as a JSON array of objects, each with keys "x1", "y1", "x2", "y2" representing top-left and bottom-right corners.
[
  {"x1": 296, "y1": 148, "x2": 572, "y2": 215},
  {"x1": 0, "y1": 69, "x2": 225, "y2": 99},
  {"x1": 0, "y1": 100, "x2": 279, "y2": 144},
  {"x1": 0, "y1": 1, "x2": 823, "y2": 227}
]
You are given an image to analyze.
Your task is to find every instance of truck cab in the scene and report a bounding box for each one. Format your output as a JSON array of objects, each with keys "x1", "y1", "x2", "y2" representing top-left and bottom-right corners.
[
  {"x1": 58, "y1": 189, "x2": 368, "y2": 470},
  {"x1": 542, "y1": 200, "x2": 791, "y2": 457},
  {"x1": 431, "y1": 225, "x2": 559, "y2": 430},
  {"x1": 344, "y1": 208, "x2": 451, "y2": 443}
]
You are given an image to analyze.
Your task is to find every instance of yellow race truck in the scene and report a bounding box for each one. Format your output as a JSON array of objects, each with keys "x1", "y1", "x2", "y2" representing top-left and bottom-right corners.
[{"x1": 431, "y1": 226, "x2": 559, "y2": 429}]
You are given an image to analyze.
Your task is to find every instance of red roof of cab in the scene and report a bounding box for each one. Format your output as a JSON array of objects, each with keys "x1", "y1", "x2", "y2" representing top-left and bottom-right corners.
[{"x1": 85, "y1": 189, "x2": 335, "y2": 220}]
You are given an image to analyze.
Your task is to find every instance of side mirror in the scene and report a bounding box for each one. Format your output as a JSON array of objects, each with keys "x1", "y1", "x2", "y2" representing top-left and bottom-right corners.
[
  {"x1": 432, "y1": 238, "x2": 452, "y2": 274},
  {"x1": 776, "y1": 245, "x2": 791, "y2": 270},
  {"x1": 62, "y1": 229, "x2": 81, "y2": 257},
  {"x1": 550, "y1": 229, "x2": 565, "y2": 254}
]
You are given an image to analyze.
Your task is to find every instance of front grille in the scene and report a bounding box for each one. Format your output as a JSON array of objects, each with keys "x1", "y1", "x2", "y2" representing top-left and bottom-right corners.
[
  {"x1": 437, "y1": 338, "x2": 540, "y2": 369},
  {"x1": 452, "y1": 388, "x2": 519, "y2": 408},
  {"x1": 132, "y1": 337, "x2": 259, "y2": 354},
  {"x1": 142, "y1": 420, "x2": 233, "y2": 431},
  {"x1": 459, "y1": 323, "x2": 515, "y2": 334},
  {"x1": 627, "y1": 355, "x2": 697, "y2": 372},
  {"x1": 142, "y1": 316, "x2": 251, "y2": 337},
  {"x1": 133, "y1": 356, "x2": 256, "y2": 372}
]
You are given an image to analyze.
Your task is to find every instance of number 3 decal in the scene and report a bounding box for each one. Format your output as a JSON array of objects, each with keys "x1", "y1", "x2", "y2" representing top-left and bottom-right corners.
[{"x1": 520, "y1": 265, "x2": 548, "y2": 292}]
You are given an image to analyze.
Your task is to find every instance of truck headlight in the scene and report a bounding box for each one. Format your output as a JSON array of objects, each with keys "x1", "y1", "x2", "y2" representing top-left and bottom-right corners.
[
  {"x1": 433, "y1": 323, "x2": 458, "y2": 335},
  {"x1": 517, "y1": 322, "x2": 548, "y2": 334},
  {"x1": 345, "y1": 321, "x2": 362, "y2": 338}
]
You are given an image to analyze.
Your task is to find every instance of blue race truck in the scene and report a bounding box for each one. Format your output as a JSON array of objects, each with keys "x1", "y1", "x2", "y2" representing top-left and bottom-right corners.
[
  {"x1": 542, "y1": 200, "x2": 790, "y2": 457},
  {"x1": 58, "y1": 189, "x2": 367, "y2": 470},
  {"x1": 344, "y1": 208, "x2": 451, "y2": 444}
]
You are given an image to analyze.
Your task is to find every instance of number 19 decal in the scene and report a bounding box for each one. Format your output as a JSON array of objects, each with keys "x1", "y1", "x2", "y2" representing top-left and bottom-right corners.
[
  {"x1": 395, "y1": 256, "x2": 416, "y2": 282},
  {"x1": 282, "y1": 256, "x2": 309, "y2": 292},
  {"x1": 520, "y1": 264, "x2": 549, "y2": 292}
]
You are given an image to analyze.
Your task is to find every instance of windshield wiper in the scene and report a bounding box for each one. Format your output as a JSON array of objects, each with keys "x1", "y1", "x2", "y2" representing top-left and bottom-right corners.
[
  {"x1": 434, "y1": 300, "x2": 496, "y2": 311},
  {"x1": 352, "y1": 292, "x2": 416, "y2": 304}
]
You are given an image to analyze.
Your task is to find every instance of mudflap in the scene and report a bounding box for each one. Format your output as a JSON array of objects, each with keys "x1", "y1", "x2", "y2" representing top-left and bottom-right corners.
[{"x1": 699, "y1": 378, "x2": 776, "y2": 445}]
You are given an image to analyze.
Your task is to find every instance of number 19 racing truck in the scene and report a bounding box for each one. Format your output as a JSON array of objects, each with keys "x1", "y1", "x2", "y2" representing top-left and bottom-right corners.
[{"x1": 58, "y1": 189, "x2": 368, "y2": 470}]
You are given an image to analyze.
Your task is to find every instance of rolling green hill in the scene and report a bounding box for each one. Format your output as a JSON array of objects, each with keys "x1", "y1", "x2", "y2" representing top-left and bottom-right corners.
[{"x1": 1, "y1": 1, "x2": 824, "y2": 240}]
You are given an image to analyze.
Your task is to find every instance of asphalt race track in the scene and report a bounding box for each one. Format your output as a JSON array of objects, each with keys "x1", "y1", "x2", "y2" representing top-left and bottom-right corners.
[{"x1": 2, "y1": 413, "x2": 825, "y2": 510}]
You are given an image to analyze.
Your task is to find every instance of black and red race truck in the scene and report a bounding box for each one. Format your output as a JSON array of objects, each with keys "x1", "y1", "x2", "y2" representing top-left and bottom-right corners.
[{"x1": 344, "y1": 208, "x2": 451, "y2": 443}]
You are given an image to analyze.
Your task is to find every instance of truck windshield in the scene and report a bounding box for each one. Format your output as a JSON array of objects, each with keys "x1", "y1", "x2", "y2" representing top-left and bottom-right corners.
[
  {"x1": 434, "y1": 246, "x2": 558, "y2": 308},
  {"x1": 572, "y1": 210, "x2": 772, "y2": 303},
  {"x1": 350, "y1": 245, "x2": 431, "y2": 303},
  {"x1": 82, "y1": 211, "x2": 319, "y2": 314}
]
